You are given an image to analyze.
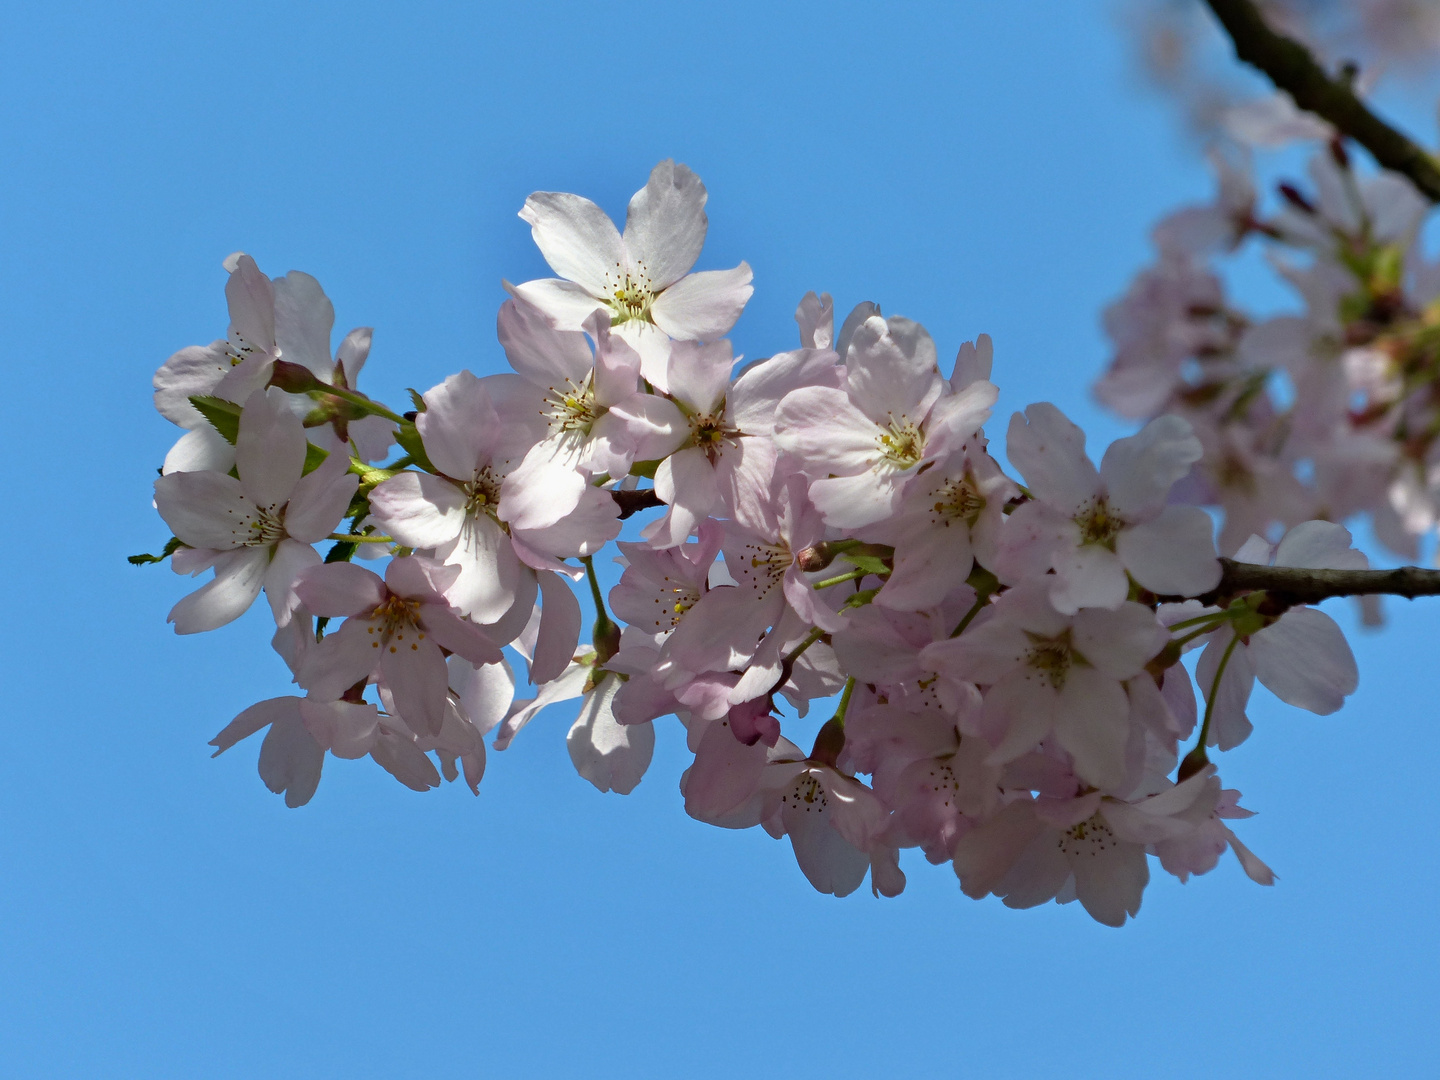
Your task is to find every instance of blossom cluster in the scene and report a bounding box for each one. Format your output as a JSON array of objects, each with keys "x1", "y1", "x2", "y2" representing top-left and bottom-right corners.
[
  {"x1": 1097, "y1": 97, "x2": 1440, "y2": 573},
  {"x1": 141, "y1": 161, "x2": 1372, "y2": 925}
]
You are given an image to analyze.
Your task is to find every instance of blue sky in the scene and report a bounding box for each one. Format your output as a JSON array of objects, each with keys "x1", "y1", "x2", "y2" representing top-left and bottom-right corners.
[{"x1": 3, "y1": 2, "x2": 1437, "y2": 1076}]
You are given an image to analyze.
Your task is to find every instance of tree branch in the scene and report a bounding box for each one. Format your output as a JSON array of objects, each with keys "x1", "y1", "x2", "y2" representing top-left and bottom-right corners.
[
  {"x1": 1207, "y1": 557, "x2": 1440, "y2": 609},
  {"x1": 611, "y1": 488, "x2": 664, "y2": 519},
  {"x1": 1203, "y1": 0, "x2": 1440, "y2": 203}
]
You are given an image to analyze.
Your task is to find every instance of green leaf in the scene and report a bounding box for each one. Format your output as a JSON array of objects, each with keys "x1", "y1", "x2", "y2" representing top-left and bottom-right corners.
[
  {"x1": 189, "y1": 395, "x2": 242, "y2": 444},
  {"x1": 394, "y1": 422, "x2": 437, "y2": 473},
  {"x1": 841, "y1": 587, "x2": 880, "y2": 611},
  {"x1": 407, "y1": 388, "x2": 427, "y2": 413},
  {"x1": 841, "y1": 553, "x2": 891, "y2": 576},
  {"x1": 323, "y1": 539, "x2": 357, "y2": 564},
  {"x1": 302, "y1": 441, "x2": 330, "y2": 475},
  {"x1": 629, "y1": 458, "x2": 661, "y2": 479},
  {"x1": 128, "y1": 536, "x2": 183, "y2": 566}
]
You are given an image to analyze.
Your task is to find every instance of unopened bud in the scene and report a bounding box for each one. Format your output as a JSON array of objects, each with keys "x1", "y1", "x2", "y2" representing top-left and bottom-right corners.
[
  {"x1": 593, "y1": 618, "x2": 622, "y2": 665},
  {"x1": 1177, "y1": 745, "x2": 1210, "y2": 782},
  {"x1": 795, "y1": 544, "x2": 832, "y2": 572},
  {"x1": 269, "y1": 359, "x2": 324, "y2": 394}
]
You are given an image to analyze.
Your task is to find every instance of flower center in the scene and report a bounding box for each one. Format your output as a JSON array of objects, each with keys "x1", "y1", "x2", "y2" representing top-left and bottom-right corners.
[
  {"x1": 689, "y1": 406, "x2": 739, "y2": 463},
  {"x1": 1058, "y1": 813, "x2": 1118, "y2": 858},
  {"x1": 781, "y1": 773, "x2": 827, "y2": 813},
  {"x1": 605, "y1": 262, "x2": 657, "y2": 325},
  {"x1": 544, "y1": 375, "x2": 601, "y2": 434},
  {"x1": 245, "y1": 507, "x2": 286, "y2": 547},
  {"x1": 366, "y1": 594, "x2": 425, "y2": 653},
  {"x1": 646, "y1": 574, "x2": 701, "y2": 632},
  {"x1": 877, "y1": 417, "x2": 925, "y2": 469},
  {"x1": 931, "y1": 475, "x2": 986, "y2": 527},
  {"x1": 1076, "y1": 497, "x2": 1124, "y2": 546},
  {"x1": 740, "y1": 539, "x2": 793, "y2": 594},
  {"x1": 463, "y1": 470, "x2": 503, "y2": 518},
  {"x1": 1024, "y1": 628, "x2": 1079, "y2": 691}
]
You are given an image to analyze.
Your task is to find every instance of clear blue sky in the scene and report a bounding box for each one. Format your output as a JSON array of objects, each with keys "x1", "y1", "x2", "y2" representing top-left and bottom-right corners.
[{"x1": 3, "y1": 2, "x2": 1437, "y2": 1076}]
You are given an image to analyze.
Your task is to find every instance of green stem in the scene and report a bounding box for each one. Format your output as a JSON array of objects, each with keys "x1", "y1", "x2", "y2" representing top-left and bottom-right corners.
[
  {"x1": 327, "y1": 533, "x2": 394, "y2": 543},
  {"x1": 322, "y1": 384, "x2": 407, "y2": 425},
  {"x1": 813, "y1": 567, "x2": 871, "y2": 590},
  {"x1": 782, "y1": 627, "x2": 826, "y2": 667},
  {"x1": 832, "y1": 677, "x2": 857, "y2": 728},
  {"x1": 1179, "y1": 631, "x2": 1242, "y2": 780}
]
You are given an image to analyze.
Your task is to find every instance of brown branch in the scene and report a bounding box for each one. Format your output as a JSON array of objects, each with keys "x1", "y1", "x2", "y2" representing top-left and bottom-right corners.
[
  {"x1": 1203, "y1": 0, "x2": 1440, "y2": 203},
  {"x1": 1204, "y1": 558, "x2": 1440, "y2": 610},
  {"x1": 611, "y1": 488, "x2": 664, "y2": 519}
]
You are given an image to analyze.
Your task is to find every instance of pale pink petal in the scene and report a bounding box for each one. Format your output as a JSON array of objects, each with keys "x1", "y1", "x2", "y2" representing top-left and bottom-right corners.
[
  {"x1": 532, "y1": 571, "x2": 582, "y2": 684},
  {"x1": 1049, "y1": 543, "x2": 1128, "y2": 614},
  {"x1": 1274, "y1": 520, "x2": 1367, "y2": 570},
  {"x1": 1117, "y1": 505, "x2": 1221, "y2": 597},
  {"x1": 211, "y1": 696, "x2": 300, "y2": 756},
  {"x1": 843, "y1": 315, "x2": 942, "y2": 426},
  {"x1": 1005, "y1": 403, "x2": 1100, "y2": 516},
  {"x1": 258, "y1": 711, "x2": 326, "y2": 807},
  {"x1": 235, "y1": 390, "x2": 306, "y2": 511},
  {"x1": 437, "y1": 516, "x2": 520, "y2": 623},
  {"x1": 809, "y1": 469, "x2": 907, "y2": 530},
  {"x1": 665, "y1": 340, "x2": 733, "y2": 414},
  {"x1": 496, "y1": 296, "x2": 595, "y2": 387},
  {"x1": 683, "y1": 716, "x2": 769, "y2": 822},
  {"x1": 607, "y1": 393, "x2": 689, "y2": 462},
  {"x1": 153, "y1": 470, "x2": 256, "y2": 550},
  {"x1": 379, "y1": 638, "x2": 451, "y2": 735},
  {"x1": 779, "y1": 771, "x2": 871, "y2": 897},
  {"x1": 651, "y1": 264, "x2": 754, "y2": 340},
  {"x1": 1072, "y1": 603, "x2": 1168, "y2": 679},
  {"x1": 1225, "y1": 828, "x2": 1277, "y2": 885},
  {"x1": 729, "y1": 348, "x2": 842, "y2": 436},
  {"x1": 294, "y1": 561, "x2": 386, "y2": 617},
  {"x1": 162, "y1": 426, "x2": 236, "y2": 475},
  {"x1": 649, "y1": 449, "x2": 719, "y2": 548},
  {"x1": 566, "y1": 676, "x2": 654, "y2": 794},
  {"x1": 1053, "y1": 668, "x2": 1131, "y2": 792},
  {"x1": 272, "y1": 270, "x2": 335, "y2": 376},
  {"x1": 368, "y1": 472, "x2": 467, "y2": 549},
  {"x1": 285, "y1": 451, "x2": 360, "y2": 543},
  {"x1": 415, "y1": 371, "x2": 499, "y2": 480},
  {"x1": 448, "y1": 655, "x2": 516, "y2": 737},
  {"x1": 982, "y1": 671, "x2": 1057, "y2": 765},
  {"x1": 879, "y1": 524, "x2": 975, "y2": 612},
  {"x1": 422, "y1": 604, "x2": 502, "y2": 666},
  {"x1": 622, "y1": 160, "x2": 707, "y2": 288},
  {"x1": 773, "y1": 386, "x2": 880, "y2": 476},
  {"x1": 952, "y1": 799, "x2": 1046, "y2": 901},
  {"x1": 154, "y1": 341, "x2": 230, "y2": 427},
  {"x1": 225, "y1": 253, "x2": 275, "y2": 356},
  {"x1": 1249, "y1": 607, "x2": 1357, "y2": 714},
  {"x1": 519, "y1": 191, "x2": 625, "y2": 296},
  {"x1": 298, "y1": 618, "x2": 381, "y2": 699},
  {"x1": 335, "y1": 326, "x2": 372, "y2": 384},
  {"x1": 263, "y1": 539, "x2": 321, "y2": 626},
  {"x1": 950, "y1": 334, "x2": 993, "y2": 390},
  {"x1": 168, "y1": 547, "x2": 269, "y2": 633},
  {"x1": 1100, "y1": 414, "x2": 1203, "y2": 520},
  {"x1": 508, "y1": 277, "x2": 610, "y2": 331},
  {"x1": 1069, "y1": 830, "x2": 1148, "y2": 926},
  {"x1": 1196, "y1": 632, "x2": 1256, "y2": 750},
  {"x1": 795, "y1": 291, "x2": 834, "y2": 350},
  {"x1": 499, "y1": 451, "x2": 587, "y2": 530}
]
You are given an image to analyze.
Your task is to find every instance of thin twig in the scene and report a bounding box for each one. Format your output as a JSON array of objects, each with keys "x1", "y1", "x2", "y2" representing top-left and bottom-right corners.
[
  {"x1": 1203, "y1": 0, "x2": 1440, "y2": 202},
  {"x1": 1198, "y1": 558, "x2": 1440, "y2": 610}
]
